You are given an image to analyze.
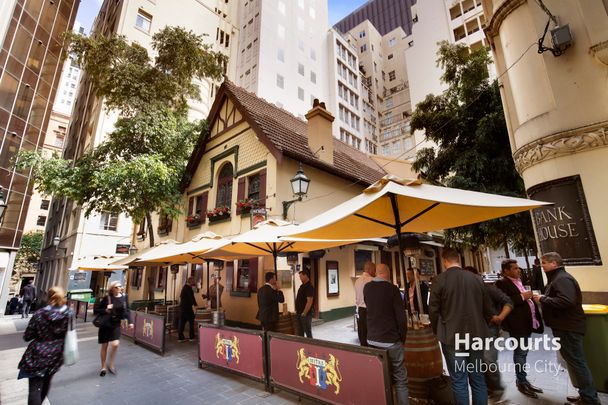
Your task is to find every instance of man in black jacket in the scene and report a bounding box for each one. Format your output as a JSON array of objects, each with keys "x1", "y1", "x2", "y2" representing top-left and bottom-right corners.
[
  {"x1": 364, "y1": 263, "x2": 408, "y2": 405},
  {"x1": 256, "y1": 272, "x2": 285, "y2": 332},
  {"x1": 533, "y1": 252, "x2": 600, "y2": 405},
  {"x1": 496, "y1": 259, "x2": 544, "y2": 398},
  {"x1": 21, "y1": 280, "x2": 37, "y2": 318},
  {"x1": 178, "y1": 277, "x2": 197, "y2": 342},
  {"x1": 429, "y1": 248, "x2": 492, "y2": 405}
]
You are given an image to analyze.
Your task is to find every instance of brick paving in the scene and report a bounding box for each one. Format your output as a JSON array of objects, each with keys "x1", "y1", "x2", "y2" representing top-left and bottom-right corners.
[{"x1": 1, "y1": 314, "x2": 606, "y2": 404}]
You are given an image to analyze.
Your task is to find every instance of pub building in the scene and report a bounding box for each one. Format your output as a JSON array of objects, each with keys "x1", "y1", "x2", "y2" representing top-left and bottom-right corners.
[{"x1": 122, "y1": 80, "x2": 487, "y2": 326}]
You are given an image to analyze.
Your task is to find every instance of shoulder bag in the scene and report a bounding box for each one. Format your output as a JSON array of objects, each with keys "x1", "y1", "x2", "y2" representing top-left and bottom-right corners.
[{"x1": 64, "y1": 313, "x2": 79, "y2": 366}]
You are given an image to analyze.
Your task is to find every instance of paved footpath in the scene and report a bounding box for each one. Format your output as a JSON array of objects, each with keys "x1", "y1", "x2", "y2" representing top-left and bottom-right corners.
[{"x1": 1, "y1": 314, "x2": 605, "y2": 405}]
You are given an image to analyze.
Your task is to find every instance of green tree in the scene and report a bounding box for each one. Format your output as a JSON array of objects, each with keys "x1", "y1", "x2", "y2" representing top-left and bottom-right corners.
[
  {"x1": 11, "y1": 231, "x2": 44, "y2": 289},
  {"x1": 18, "y1": 27, "x2": 226, "y2": 247},
  {"x1": 411, "y1": 41, "x2": 536, "y2": 258}
]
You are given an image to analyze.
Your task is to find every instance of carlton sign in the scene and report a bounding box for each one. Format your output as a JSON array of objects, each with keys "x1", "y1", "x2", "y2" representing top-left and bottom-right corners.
[{"x1": 528, "y1": 175, "x2": 601, "y2": 266}]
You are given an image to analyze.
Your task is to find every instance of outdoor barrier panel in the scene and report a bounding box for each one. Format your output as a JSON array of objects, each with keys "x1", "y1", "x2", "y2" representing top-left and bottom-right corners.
[
  {"x1": 267, "y1": 332, "x2": 393, "y2": 405},
  {"x1": 76, "y1": 301, "x2": 88, "y2": 321},
  {"x1": 67, "y1": 300, "x2": 78, "y2": 317},
  {"x1": 120, "y1": 311, "x2": 135, "y2": 339},
  {"x1": 133, "y1": 312, "x2": 166, "y2": 355},
  {"x1": 198, "y1": 323, "x2": 266, "y2": 384}
]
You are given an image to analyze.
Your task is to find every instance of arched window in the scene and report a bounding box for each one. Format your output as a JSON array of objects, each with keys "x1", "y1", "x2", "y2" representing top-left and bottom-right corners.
[{"x1": 216, "y1": 163, "x2": 233, "y2": 209}]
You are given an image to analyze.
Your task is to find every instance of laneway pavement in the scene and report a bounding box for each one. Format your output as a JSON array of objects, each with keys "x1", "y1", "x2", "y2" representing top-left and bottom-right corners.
[{"x1": 1, "y1": 314, "x2": 605, "y2": 404}]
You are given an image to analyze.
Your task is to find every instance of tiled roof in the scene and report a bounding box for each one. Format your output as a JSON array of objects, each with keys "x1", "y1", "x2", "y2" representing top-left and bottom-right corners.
[{"x1": 221, "y1": 80, "x2": 386, "y2": 186}]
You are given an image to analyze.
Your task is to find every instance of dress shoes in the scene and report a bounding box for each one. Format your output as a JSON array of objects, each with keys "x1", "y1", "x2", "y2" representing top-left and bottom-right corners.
[
  {"x1": 525, "y1": 383, "x2": 544, "y2": 393},
  {"x1": 566, "y1": 395, "x2": 581, "y2": 403},
  {"x1": 516, "y1": 382, "x2": 539, "y2": 399}
]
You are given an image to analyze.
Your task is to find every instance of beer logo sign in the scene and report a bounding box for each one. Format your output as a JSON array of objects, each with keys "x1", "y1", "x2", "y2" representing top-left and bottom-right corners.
[
  {"x1": 296, "y1": 348, "x2": 342, "y2": 394},
  {"x1": 215, "y1": 333, "x2": 240, "y2": 364},
  {"x1": 142, "y1": 319, "x2": 153, "y2": 338}
]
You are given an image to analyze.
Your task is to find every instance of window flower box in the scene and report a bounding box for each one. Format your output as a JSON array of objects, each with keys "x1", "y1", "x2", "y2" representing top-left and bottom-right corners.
[
  {"x1": 207, "y1": 206, "x2": 231, "y2": 223},
  {"x1": 236, "y1": 198, "x2": 258, "y2": 215},
  {"x1": 186, "y1": 214, "x2": 201, "y2": 228}
]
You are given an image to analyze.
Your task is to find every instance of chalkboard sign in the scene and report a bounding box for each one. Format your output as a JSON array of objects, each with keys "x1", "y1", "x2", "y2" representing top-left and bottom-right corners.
[
  {"x1": 355, "y1": 250, "x2": 372, "y2": 276},
  {"x1": 418, "y1": 258, "x2": 435, "y2": 277},
  {"x1": 528, "y1": 175, "x2": 601, "y2": 266}
]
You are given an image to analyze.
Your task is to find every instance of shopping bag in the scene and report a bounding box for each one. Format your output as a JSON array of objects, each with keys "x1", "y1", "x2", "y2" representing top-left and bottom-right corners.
[{"x1": 63, "y1": 315, "x2": 79, "y2": 366}]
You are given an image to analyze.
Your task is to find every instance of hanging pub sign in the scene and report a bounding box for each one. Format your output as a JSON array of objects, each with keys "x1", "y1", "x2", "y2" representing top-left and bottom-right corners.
[
  {"x1": 528, "y1": 175, "x2": 602, "y2": 266},
  {"x1": 115, "y1": 244, "x2": 131, "y2": 254},
  {"x1": 251, "y1": 208, "x2": 267, "y2": 228}
]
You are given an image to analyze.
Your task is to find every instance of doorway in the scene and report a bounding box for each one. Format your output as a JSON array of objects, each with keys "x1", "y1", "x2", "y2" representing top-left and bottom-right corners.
[{"x1": 301, "y1": 257, "x2": 320, "y2": 318}]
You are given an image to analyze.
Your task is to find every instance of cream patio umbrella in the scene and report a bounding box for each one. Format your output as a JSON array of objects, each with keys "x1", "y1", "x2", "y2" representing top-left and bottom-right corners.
[
  {"x1": 132, "y1": 232, "x2": 229, "y2": 264},
  {"x1": 283, "y1": 175, "x2": 552, "y2": 311},
  {"x1": 69, "y1": 256, "x2": 128, "y2": 271},
  {"x1": 202, "y1": 219, "x2": 360, "y2": 274}
]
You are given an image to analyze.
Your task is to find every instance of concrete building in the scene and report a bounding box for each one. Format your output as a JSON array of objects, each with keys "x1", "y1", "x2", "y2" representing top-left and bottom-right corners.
[
  {"x1": 483, "y1": 0, "x2": 608, "y2": 299},
  {"x1": 235, "y1": 0, "x2": 330, "y2": 118},
  {"x1": 38, "y1": 0, "x2": 240, "y2": 293},
  {"x1": 405, "y1": 0, "x2": 488, "y2": 150},
  {"x1": 0, "y1": 0, "x2": 79, "y2": 312}
]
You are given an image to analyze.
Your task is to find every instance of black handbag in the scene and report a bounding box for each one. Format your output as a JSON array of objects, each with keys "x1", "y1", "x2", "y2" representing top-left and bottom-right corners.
[{"x1": 93, "y1": 296, "x2": 113, "y2": 328}]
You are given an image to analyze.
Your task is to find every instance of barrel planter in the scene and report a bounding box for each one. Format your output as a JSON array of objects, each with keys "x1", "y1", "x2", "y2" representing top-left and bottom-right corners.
[
  {"x1": 404, "y1": 325, "x2": 444, "y2": 399},
  {"x1": 195, "y1": 308, "x2": 213, "y2": 323}
]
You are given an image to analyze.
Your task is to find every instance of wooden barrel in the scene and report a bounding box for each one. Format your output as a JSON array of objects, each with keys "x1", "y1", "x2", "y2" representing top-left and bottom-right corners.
[
  {"x1": 195, "y1": 308, "x2": 213, "y2": 323},
  {"x1": 404, "y1": 325, "x2": 444, "y2": 399},
  {"x1": 276, "y1": 313, "x2": 295, "y2": 334},
  {"x1": 154, "y1": 304, "x2": 168, "y2": 316},
  {"x1": 167, "y1": 305, "x2": 180, "y2": 331}
]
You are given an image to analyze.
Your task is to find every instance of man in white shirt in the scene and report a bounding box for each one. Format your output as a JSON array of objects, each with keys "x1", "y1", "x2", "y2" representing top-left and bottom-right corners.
[{"x1": 354, "y1": 261, "x2": 376, "y2": 346}]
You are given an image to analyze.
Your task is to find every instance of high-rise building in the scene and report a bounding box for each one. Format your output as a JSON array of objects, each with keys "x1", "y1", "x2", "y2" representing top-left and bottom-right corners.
[
  {"x1": 235, "y1": 0, "x2": 330, "y2": 118},
  {"x1": 0, "y1": 0, "x2": 80, "y2": 313},
  {"x1": 333, "y1": 0, "x2": 415, "y2": 36},
  {"x1": 38, "y1": 0, "x2": 240, "y2": 292},
  {"x1": 405, "y1": 0, "x2": 488, "y2": 149}
]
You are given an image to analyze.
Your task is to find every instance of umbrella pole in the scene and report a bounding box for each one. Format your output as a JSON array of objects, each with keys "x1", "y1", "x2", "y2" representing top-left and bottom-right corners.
[
  {"x1": 164, "y1": 266, "x2": 168, "y2": 305},
  {"x1": 389, "y1": 194, "x2": 412, "y2": 318},
  {"x1": 205, "y1": 259, "x2": 211, "y2": 299},
  {"x1": 273, "y1": 251, "x2": 278, "y2": 276}
]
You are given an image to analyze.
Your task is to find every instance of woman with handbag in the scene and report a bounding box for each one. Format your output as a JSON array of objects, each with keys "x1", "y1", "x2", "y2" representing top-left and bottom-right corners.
[
  {"x1": 18, "y1": 286, "x2": 70, "y2": 405},
  {"x1": 94, "y1": 281, "x2": 132, "y2": 376}
]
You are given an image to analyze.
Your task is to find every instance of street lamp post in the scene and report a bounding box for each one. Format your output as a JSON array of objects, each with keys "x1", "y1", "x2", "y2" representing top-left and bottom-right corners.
[{"x1": 282, "y1": 163, "x2": 311, "y2": 219}]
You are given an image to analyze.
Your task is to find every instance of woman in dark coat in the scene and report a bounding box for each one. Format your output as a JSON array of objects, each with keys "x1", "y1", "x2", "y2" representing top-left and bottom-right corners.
[
  {"x1": 94, "y1": 281, "x2": 132, "y2": 376},
  {"x1": 18, "y1": 286, "x2": 70, "y2": 405}
]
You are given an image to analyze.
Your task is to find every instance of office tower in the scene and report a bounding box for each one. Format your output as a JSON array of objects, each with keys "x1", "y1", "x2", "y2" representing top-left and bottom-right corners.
[{"x1": 0, "y1": 0, "x2": 80, "y2": 313}]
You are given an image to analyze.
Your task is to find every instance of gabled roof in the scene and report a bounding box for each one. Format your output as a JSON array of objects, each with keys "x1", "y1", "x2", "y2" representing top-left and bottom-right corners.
[{"x1": 183, "y1": 79, "x2": 386, "y2": 189}]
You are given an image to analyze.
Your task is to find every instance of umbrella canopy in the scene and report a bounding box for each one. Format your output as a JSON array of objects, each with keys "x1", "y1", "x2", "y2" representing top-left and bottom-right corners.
[
  {"x1": 284, "y1": 176, "x2": 551, "y2": 240},
  {"x1": 135, "y1": 232, "x2": 230, "y2": 264},
  {"x1": 283, "y1": 175, "x2": 551, "y2": 315},
  {"x1": 69, "y1": 256, "x2": 128, "y2": 271},
  {"x1": 203, "y1": 220, "x2": 360, "y2": 273},
  {"x1": 131, "y1": 239, "x2": 181, "y2": 265}
]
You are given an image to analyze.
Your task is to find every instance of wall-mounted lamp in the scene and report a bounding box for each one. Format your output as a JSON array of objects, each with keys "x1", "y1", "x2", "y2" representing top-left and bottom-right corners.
[
  {"x1": 128, "y1": 245, "x2": 138, "y2": 256},
  {"x1": 52, "y1": 235, "x2": 67, "y2": 254},
  {"x1": 0, "y1": 187, "x2": 7, "y2": 224},
  {"x1": 282, "y1": 162, "x2": 310, "y2": 219}
]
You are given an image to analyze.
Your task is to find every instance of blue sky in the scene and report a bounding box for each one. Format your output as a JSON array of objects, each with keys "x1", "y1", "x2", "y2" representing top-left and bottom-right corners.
[{"x1": 76, "y1": 0, "x2": 368, "y2": 32}]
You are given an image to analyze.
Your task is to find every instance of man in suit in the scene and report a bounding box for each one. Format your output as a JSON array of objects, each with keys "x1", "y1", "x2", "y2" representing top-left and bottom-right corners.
[
  {"x1": 429, "y1": 248, "x2": 493, "y2": 405},
  {"x1": 256, "y1": 272, "x2": 285, "y2": 332},
  {"x1": 178, "y1": 277, "x2": 197, "y2": 342},
  {"x1": 21, "y1": 280, "x2": 37, "y2": 318},
  {"x1": 496, "y1": 259, "x2": 544, "y2": 398},
  {"x1": 406, "y1": 267, "x2": 428, "y2": 314}
]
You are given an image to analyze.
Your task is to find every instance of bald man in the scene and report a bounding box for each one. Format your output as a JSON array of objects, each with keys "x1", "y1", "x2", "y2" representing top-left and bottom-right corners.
[{"x1": 364, "y1": 264, "x2": 409, "y2": 404}]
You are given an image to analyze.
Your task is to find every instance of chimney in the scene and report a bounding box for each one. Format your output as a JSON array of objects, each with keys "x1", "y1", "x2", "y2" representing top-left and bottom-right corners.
[{"x1": 305, "y1": 99, "x2": 335, "y2": 165}]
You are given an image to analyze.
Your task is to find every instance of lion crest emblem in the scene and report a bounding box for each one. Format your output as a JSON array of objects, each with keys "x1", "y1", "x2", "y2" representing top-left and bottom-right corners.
[
  {"x1": 142, "y1": 319, "x2": 153, "y2": 338},
  {"x1": 214, "y1": 333, "x2": 240, "y2": 364},
  {"x1": 296, "y1": 349, "x2": 342, "y2": 395}
]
